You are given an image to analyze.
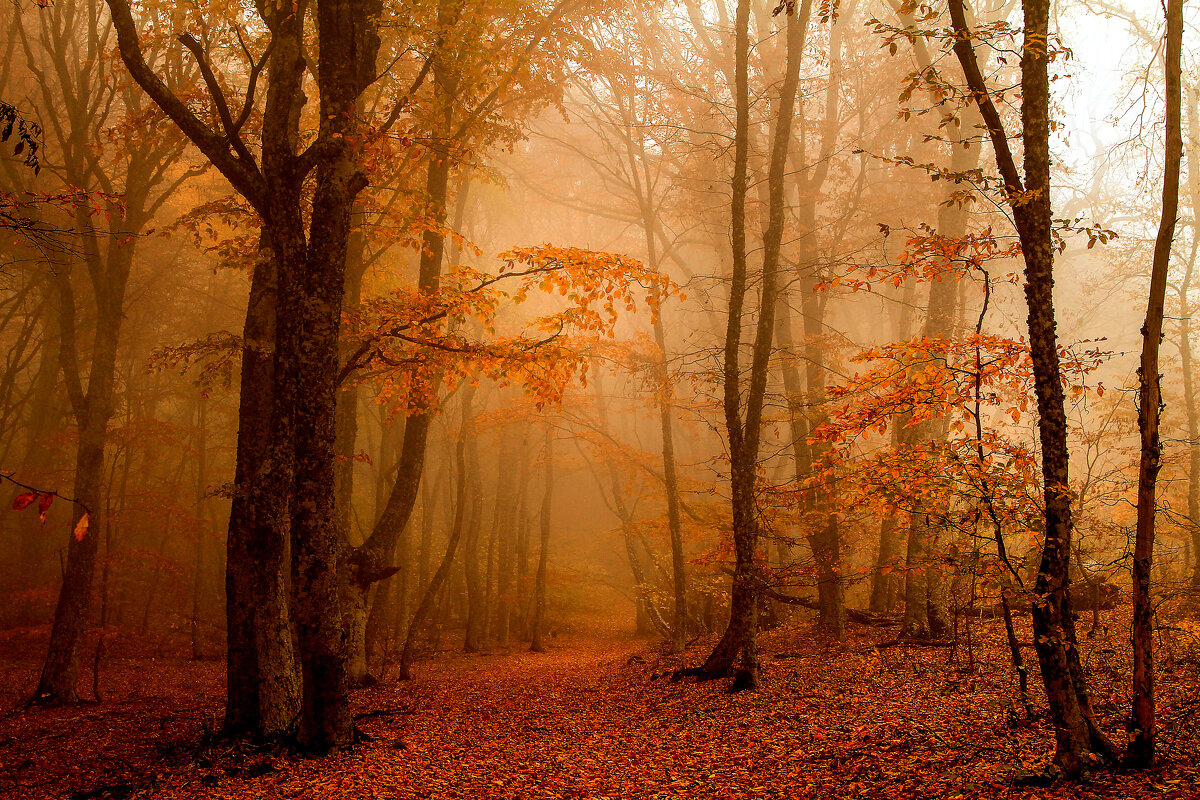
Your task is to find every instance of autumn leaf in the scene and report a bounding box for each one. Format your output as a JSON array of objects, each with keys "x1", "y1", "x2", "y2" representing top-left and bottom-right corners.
[
  {"x1": 38, "y1": 492, "x2": 53, "y2": 525},
  {"x1": 11, "y1": 491, "x2": 36, "y2": 510},
  {"x1": 73, "y1": 513, "x2": 90, "y2": 542}
]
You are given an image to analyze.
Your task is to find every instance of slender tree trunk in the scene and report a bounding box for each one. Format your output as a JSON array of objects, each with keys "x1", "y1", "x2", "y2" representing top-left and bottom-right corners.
[
  {"x1": 692, "y1": 0, "x2": 804, "y2": 688},
  {"x1": 1128, "y1": 0, "x2": 1182, "y2": 768},
  {"x1": 530, "y1": 432, "x2": 553, "y2": 653},
  {"x1": 342, "y1": 62, "x2": 462, "y2": 669},
  {"x1": 15, "y1": 320, "x2": 60, "y2": 627},
  {"x1": 397, "y1": 390, "x2": 475, "y2": 679},
  {"x1": 514, "y1": 435, "x2": 532, "y2": 640},
  {"x1": 35, "y1": 230, "x2": 134, "y2": 705},
  {"x1": 869, "y1": 498, "x2": 902, "y2": 612},
  {"x1": 1185, "y1": 89, "x2": 1200, "y2": 592},
  {"x1": 463, "y1": 420, "x2": 486, "y2": 652},
  {"x1": 338, "y1": 212, "x2": 371, "y2": 685},
  {"x1": 948, "y1": 0, "x2": 1115, "y2": 774},
  {"x1": 191, "y1": 395, "x2": 208, "y2": 660}
]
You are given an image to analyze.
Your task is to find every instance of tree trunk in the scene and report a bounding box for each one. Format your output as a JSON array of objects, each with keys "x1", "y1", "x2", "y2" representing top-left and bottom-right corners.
[
  {"x1": 397, "y1": 390, "x2": 475, "y2": 679},
  {"x1": 1128, "y1": 0, "x2": 1182, "y2": 768},
  {"x1": 222, "y1": 248, "x2": 300, "y2": 737},
  {"x1": 948, "y1": 0, "x2": 1112, "y2": 775},
  {"x1": 1185, "y1": 88, "x2": 1200, "y2": 593},
  {"x1": 693, "y1": 0, "x2": 804, "y2": 688},
  {"x1": 463, "y1": 420, "x2": 486, "y2": 652},
  {"x1": 35, "y1": 221, "x2": 135, "y2": 705},
  {"x1": 530, "y1": 432, "x2": 553, "y2": 653}
]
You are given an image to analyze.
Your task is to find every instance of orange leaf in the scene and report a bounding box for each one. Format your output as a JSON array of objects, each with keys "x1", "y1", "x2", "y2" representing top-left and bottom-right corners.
[{"x1": 73, "y1": 513, "x2": 90, "y2": 542}]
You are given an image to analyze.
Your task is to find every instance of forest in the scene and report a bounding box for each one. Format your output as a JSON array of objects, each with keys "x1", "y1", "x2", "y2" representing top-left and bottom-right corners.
[{"x1": 1, "y1": 0, "x2": 1199, "y2": 796}]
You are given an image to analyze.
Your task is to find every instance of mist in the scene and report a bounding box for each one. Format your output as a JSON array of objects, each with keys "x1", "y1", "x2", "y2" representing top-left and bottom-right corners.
[{"x1": 1, "y1": 0, "x2": 1198, "y2": 795}]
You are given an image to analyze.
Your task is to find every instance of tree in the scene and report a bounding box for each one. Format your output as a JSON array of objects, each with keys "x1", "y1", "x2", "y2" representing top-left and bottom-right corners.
[
  {"x1": 107, "y1": 0, "x2": 384, "y2": 751},
  {"x1": 1128, "y1": 0, "x2": 1183, "y2": 769},
  {"x1": 947, "y1": 0, "x2": 1119, "y2": 774},
  {"x1": 676, "y1": 0, "x2": 804, "y2": 690},
  {"x1": 16, "y1": 0, "x2": 198, "y2": 704}
]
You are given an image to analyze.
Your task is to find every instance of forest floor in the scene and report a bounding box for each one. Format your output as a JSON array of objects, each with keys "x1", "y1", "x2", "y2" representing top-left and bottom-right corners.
[{"x1": 1, "y1": 607, "x2": 1199, "y2": 799}]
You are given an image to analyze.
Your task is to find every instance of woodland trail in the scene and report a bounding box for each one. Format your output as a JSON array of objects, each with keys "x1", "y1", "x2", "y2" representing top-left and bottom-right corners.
[{"x1": 2, "y1": 612, "x2": 1200, "y2": 799}]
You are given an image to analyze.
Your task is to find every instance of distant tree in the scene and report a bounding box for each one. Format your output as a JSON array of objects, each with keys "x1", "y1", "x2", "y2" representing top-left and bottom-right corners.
[{"x1": 15, "y1": 0, "x2": 198, "y2": 705}]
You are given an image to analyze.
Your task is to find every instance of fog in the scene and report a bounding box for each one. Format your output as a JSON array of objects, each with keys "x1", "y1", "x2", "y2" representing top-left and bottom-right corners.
[{"x1": 1, "y1": 0, "x2": 1197, "y2": 789}]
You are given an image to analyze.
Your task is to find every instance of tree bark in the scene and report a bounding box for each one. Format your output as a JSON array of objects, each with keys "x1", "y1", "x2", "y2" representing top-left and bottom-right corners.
[
  {"x1": 948, "y1": 0, "x2": 1112, "y2": 775},
  {"x1": 1128, "y1": 0, "x2": 1182, "y2": 768},
  {"x1": 223, "y1": 248, "x2": 300, "y2": 737}
]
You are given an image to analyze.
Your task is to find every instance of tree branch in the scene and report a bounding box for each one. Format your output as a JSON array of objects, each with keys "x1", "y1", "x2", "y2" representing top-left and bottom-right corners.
[{"x1": 105, "y1": 0, "x2": 264, "y2": 204}]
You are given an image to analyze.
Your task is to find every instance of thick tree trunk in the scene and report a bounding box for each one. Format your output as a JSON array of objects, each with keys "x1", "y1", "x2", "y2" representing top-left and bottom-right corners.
[
  {"x1": 223, "y1": 250, "x2": 300, "y2": 737},
  {"x1": 284, "y1": 0, "x2": 382, "y2": 752}
]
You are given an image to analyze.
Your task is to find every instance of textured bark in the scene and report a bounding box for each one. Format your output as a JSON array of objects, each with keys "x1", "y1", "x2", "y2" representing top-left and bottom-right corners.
[
  {"x1": 107, "y1": 0, "x2": 381, "y2": 751},
  {"x1": 1128, "y1": 0, "x2": 1182, "y2": 768},
  {"x1": 223, "y1": 250, "x2": 300, "y2": 737},
  {"x1": 948, "y1": 0, "x2": 1107, "y2": 775},
  {"x1": 288, "y1": 0, "x2": 381, "y2": 751}
]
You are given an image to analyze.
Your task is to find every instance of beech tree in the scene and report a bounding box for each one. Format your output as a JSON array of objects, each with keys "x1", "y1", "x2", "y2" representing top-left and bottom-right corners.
[
  {"x1": 16, "y1": 0, "x2": 199, "y2": 705},
  {"x1": 947, "y1": 0, "x2": 1120, "y2": 775},
  {"x1": 107, "y1": 0, "x2": 384, "y2": 750},
  {"x1": 1128, "y1": 0, "x2": 1183, "y2": 768}
]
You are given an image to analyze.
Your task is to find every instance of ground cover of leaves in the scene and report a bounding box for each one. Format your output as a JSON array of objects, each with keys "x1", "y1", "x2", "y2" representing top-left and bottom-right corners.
[{"x1": 1, "y1": 608, "x2": 1198, "y2": 799}]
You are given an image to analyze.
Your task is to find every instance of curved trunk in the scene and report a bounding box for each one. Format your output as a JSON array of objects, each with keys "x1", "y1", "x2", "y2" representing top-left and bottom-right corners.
[{"x1": 397, "y1": 391, "x2": 475, "y2": 680}]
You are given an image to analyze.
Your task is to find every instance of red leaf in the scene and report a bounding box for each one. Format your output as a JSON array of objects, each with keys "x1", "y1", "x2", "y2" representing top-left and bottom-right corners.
[
  {"x1": 12, "y1": 492, "x2": 36, "y2": 510},
  {"x1": 38, "y1": 493, "x2": 53, "y2": 525}
]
